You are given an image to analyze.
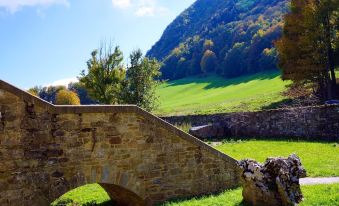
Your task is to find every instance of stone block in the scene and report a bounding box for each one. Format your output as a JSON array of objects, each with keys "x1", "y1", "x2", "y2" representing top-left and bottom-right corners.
[
  {"x1": 109, "y1": 136, "x2": 122, "y2": 144},
  {"x1": 189, "y1": 123, "x2": 228, "y2": 140}
]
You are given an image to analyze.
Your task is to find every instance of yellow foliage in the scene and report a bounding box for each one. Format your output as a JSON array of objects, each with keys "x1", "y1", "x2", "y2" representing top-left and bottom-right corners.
[
  {"x1": 27, "y1": 88, "x2": 39, "y2": 96},
  {"x1": 55, "y1": 90, "x2": 81, "y2": 105}
]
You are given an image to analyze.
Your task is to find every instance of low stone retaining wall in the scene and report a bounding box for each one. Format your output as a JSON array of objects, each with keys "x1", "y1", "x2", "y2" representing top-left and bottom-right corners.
[{"x1": 161, "y1": 105, "x2": 339, "y2": 141}]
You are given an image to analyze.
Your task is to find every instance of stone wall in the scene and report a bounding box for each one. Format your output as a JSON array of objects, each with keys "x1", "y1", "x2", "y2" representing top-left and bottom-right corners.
[
  {"x1": 0, "y1": 80, "x2": 239, "y2": 206},
  {"x1": 162, "y1": 105, "x2": 339, "y2": 141}
]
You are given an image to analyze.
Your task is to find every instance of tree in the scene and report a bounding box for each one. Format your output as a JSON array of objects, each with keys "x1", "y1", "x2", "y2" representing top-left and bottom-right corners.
[
  {"x1": 27, "y1": 86, "x2": 41, "y2": 96},
  {"x1": 318, "y1": 0, "x2": 339, "y2": 96},
  {"x1": 200, "y1": 50, "x2": 217, "y2": 74},
  {"x1": 79, "y1": 44, "x2": 126, "y2": 104},
  {"x1": 121, "y1": 49, "x2": 161, "y2": 111},
  {"x1": 203, "y1": 39, "x2": 214, "y2": 51},
  {"x1": 68, "y1": 82, "x2": 97, "y2": 105},
  {"x1": 55, "y1": 89, "x2": 81, "y2": 105},
  {"x1": 276, "y1": 0, "x2": 338, "y2": 99},
  {"x1": 222, "y1": 42, "x2": 248, "y2": 78},
  {"x1": 39, "y1": 86, "x2": 66, "y2": 103}
]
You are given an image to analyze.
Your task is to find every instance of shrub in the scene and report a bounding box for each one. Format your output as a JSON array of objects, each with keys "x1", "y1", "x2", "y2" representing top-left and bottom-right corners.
[{"x1": 55, "y1": 90, "x2": 81, "y2": 105}]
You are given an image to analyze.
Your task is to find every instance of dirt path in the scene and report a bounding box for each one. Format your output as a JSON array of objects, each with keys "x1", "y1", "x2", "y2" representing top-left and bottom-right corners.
[{"x1": 300, "y1": 177, "x2": 339, "y2": 185}]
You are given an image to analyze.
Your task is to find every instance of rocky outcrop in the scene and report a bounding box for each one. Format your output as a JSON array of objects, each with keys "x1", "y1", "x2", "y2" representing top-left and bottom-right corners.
[{"x1": 238, "y1": 154, "x2": 306, "y2": 206}]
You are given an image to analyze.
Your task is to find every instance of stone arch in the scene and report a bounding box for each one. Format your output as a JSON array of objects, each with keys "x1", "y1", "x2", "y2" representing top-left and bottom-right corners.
[{"x1": 48, "y1": 169, "x2": 146, "y2": 206}]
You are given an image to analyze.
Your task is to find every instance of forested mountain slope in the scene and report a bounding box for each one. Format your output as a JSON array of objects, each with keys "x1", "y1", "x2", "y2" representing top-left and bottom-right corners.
[{"x1": 147, "y1": 0, "x2": 289, "y2": 80}]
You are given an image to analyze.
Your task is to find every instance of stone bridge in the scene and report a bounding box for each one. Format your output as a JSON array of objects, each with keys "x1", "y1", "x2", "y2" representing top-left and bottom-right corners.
[{"x1": 0, "y1": 80, "x2": 239, "y2": 206}]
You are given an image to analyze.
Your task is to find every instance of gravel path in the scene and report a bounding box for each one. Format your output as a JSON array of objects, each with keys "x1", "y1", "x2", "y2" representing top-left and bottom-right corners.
[{"x1": 300, "y1": 177, "x2": 339, "y2": 185}]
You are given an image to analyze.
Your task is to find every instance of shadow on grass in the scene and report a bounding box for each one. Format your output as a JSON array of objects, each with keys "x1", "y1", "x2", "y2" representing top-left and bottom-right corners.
[
  {"x1": 164, "y1": 70, "x2": 281, "y2": 90},
  {"x1": 52, "y1": 199, "x2": 115, "y2": 206},
  {"x1": 157, "y1": 188, "x2": 251, "y2": 206},
  {"x1": 160, "y1": 199, "x2": 249, "y2": 206},
  {"x1": 215, "y1": 137, "x2": 338, "y2": 144},
  {"x1": 260, "y1": 98, "x2": 293, "y2": 110}
]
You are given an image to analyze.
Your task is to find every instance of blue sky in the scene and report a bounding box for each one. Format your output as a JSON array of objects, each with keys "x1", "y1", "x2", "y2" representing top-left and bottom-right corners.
[{"x1": 0, "y1": 0, "x2": 195, "y2": 89}]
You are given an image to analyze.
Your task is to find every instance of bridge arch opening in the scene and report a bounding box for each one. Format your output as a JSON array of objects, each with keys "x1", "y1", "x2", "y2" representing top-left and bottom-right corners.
[{"x1": 51, "y1": 183, "x2": 145, "y2": 206}]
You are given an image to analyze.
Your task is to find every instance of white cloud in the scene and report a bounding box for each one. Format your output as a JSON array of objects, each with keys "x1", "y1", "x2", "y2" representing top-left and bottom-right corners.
[
  {"x1": 0, "y1": 0, "x2": 70, "y2": 13},
  {"x1": 47, "y1": 77, "x2": 78, "y2": 87},
  {"x1": 112, "y1": 0, "x2": 131, "y2": 8},
  {"x1": 134, "y1": 6, "x2": 154, "y2": 16},
  {"x1": 112, "y1": 0, "x2": 169, "y2": 17}
]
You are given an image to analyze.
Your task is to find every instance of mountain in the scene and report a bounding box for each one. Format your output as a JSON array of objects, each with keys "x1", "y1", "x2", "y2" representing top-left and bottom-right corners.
[{"x1": 147, "y1": 0, "x2": 290, "y2": 80}]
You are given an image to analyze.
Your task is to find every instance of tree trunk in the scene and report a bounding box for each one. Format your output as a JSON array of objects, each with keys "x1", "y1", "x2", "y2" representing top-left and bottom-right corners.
[{"x1": 324, "y1": 12, "x2": 336, "y2": 98}]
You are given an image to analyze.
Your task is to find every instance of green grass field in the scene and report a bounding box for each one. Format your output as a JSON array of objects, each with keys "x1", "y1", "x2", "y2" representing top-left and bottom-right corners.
[
  {"x1": 215, "y1": 140, "x2": 339, "y2": 177},
  {"x1": 162, "y1": 184, "x2": 339, "y2": 206},
  {"x1": 52, "y1": 184, "x2": 339, "y2": 206},
  {"x1": 155, "y1": 71, "x2": 290, "y2": 116}
]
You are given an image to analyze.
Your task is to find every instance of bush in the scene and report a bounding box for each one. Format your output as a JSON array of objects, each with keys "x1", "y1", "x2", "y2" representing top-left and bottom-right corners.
[{"x1": 55, "y1": 90, "x2": 81, "y2": 105}]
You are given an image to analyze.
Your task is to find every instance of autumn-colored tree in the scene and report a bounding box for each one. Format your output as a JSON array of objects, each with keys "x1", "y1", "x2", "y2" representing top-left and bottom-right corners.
[
  {"x1": 203, "y1": 39, "x2": 214, "y2": 51},
  {"x1": 27, "y1": 86, "x2": 40, "y2": 96},
  {"x1": 276, "y1": 0, "x2": 338, "y2": 99},
  {"x1": 200, "y1": 50, "x2": 217, "y2": 74},
  {"x1": 55, "y1": 89, "x2": 81, "y2": 105}
]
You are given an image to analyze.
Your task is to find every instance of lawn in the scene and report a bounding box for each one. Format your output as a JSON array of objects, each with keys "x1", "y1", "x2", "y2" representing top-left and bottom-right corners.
[
  {"x1": 155, "y1": 71, "x2": 290, "y2": 116},
  {"x1": 51, "y1": 184, "x2": 112, "y2": 206},
  {"x1": 215, "y1": 140, "x2": 339, "y2": 177},
  {"x1": 162, "y1": 184, "x2": 339, "y2": 206},
  {"x1": 51, "y1": 184, "x2": 339, "y2": 206}
]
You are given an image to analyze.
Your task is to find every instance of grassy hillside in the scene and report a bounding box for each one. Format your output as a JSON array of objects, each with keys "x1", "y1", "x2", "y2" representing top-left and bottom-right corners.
[{"x1": 155, "y1": 71, "x2": 290, "y2": 116}]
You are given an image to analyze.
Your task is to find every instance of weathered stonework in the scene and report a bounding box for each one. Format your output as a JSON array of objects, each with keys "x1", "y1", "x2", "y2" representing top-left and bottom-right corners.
[
  {"x1": 238, "y1": 155, "x2": 306, "y2": 206},
  {"x1": 0, "y1": 80, "x2": 239, "y2": 206},
  {"x1": 163, "y1": 106, "x2": 339, "y2": 141}
]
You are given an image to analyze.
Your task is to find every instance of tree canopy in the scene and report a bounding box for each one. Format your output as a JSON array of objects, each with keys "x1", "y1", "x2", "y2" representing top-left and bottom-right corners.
[
  {"x1": 276, "y1": 0, "x2": 338, "y2": 99},
  {"x1": 79, "y1": 45, "x2": 126, "y2": 104},
  {"x1": 147, "y1": 0, "x2": 289, "y2": 80},
  {"x1": 121, "y1": 49, "x2": 161, "y2": 111},
  {"x1": 55, "y1": 89, "x2": 81, "y2": 105}
]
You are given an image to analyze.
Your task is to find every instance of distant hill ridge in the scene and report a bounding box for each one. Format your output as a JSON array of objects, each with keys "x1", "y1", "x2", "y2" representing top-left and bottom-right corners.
[{"x1": 147, "y1": 0, "x2": 289, "y2": 80}]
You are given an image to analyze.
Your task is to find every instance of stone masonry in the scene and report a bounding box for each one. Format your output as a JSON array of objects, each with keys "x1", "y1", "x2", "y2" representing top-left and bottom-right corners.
[
  {"x1": 163, "y1": 106, "x2": 339, "y2": 141},
  {"x1": 0, "y1": 80, "x2": 239, "y2": 206}
]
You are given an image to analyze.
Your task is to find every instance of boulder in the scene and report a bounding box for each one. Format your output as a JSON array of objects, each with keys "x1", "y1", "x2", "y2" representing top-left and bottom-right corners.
[
  {"x1": 189, "y1": 123, "x2": 227, "y2": 139},
  {"x1": 238, "y1": 154, "x2": 306, "y2": 206}
]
